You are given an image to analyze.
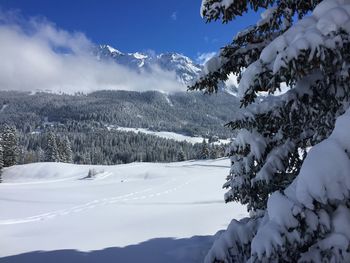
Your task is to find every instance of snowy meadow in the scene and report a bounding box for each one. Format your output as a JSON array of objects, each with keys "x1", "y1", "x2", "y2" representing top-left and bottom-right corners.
[{"x1": 0, "y1": 159, "x2": 247, "y2": 263}]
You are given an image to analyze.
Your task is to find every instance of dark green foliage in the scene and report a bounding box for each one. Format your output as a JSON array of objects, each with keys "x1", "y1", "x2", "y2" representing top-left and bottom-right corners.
[
  {"x1": 57, "y1": 136, "x2": 73, "y2": 163},
  {"x1": 209, "y1": 144, "x2": 219, "y2": 159},
  {"x1": 176, "y1": 149, "x2": 186, "y2": 161},
  {"x1": 17, "y1": 127, "x2": 227, "y2": 165},
  {"x1": 0, "y1": 90, "x2": 231, "y2": 165},
  {"x1": 201, "y1": 0, "x2": 320, "y2": 23},
  {"x1": 0, "y1": 140, "x2": 3, "y2": 182},
  {"x1": 1, "y1": 125, "x2": 18, "y2": 167},
  {"x1": 44, "y1": 131, "x2": 59, "y2": 162},
  {"x1": 0, "y1": 90, "x2": 239, "y2": 139},
  {"x1": 200, "y1": 139, "x2": 210, "y2": 159}
]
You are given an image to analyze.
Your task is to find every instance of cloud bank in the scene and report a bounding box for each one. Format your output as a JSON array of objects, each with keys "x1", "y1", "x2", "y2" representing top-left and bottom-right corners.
[{"x1": 0, "y1": 11, "x2": 184, "y2": 94}]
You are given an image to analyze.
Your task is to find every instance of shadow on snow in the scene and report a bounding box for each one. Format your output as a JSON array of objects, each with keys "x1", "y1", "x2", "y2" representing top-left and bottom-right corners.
[{"x1": 0, "y1": 235, "x2": 214, "y2": 263}]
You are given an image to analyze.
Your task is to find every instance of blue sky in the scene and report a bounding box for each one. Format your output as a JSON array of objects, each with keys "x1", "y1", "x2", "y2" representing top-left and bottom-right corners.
[{"x1": 0, "y1": 0, "x2": 260, "y2": 61}]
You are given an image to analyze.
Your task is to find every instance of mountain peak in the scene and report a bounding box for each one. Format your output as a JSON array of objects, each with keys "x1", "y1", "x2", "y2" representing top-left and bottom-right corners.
[
  {"x1": 132, "y1": 52, "x2": 148, "y2": 60},
  {"x1": 94, "y1": 45, "x2": 236, "y2": 94},
  {"x1": 99, "y1": 44, "x2": 124, "y2": 56},
  {"x1": 95, "y1": 45, "x2": 202, "y2": 85}
]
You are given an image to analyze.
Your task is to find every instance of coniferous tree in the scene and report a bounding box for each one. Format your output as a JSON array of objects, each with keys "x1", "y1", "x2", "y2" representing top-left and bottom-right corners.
[
  {"x1": 199, "y1": 139, "x2": 210, "y2": 159},
  {"x1": 62, "y1": 136, "x2": 73, "y2": 163},
  {"x1": 191, "y1": 0, "x2": 350, "y2": 262},
  {"x1": 44, "y1": 131, "x2": 59, "y2": 162},
  {"x1": 7, "y1": 119, "x2": 226, "y2": 166},
  {"x1": 177, "y1": 149, "x2": 186, "y2": 161},
  {"x1": 209, "y1": 144, "x2": 219, "y2": 159},
  {"x1": 57, "y1": 136, "x2": 73, "y2": 163},
  {"x1": 37, "y1": 148, "x2": 45, "y2": 162},
  {"x1": 0, "y1": 139, "x2": 3, "y2": 183},
  {"x1": 57, "y1": 137, "x2": 65, "y2": 162},
  {"x1": 1, "y1": 125, "x2": 18, "y2": 167}
]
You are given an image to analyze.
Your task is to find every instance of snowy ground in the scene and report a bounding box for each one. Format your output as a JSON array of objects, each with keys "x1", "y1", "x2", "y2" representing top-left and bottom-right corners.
[
  {"x1": 0, "y1": 158, "x2": 247, "y2": 263},
  {"x1": 108, "y1": 126, "x2": 232, "y2": 145}
]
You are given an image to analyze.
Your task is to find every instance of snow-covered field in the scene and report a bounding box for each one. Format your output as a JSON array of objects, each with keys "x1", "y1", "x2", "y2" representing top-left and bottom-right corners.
[
  {"x1": 109, "y1": 126, "x2": 232, "y2": 145},
  {"x1": 0, "y1": 158, "x2": 246, "y2": 263}
]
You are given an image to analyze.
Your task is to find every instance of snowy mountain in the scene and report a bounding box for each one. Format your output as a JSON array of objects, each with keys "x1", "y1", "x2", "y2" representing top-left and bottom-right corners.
[
  {"x1": 156, "y1": 53, "x2": 202, "y2": 84},
  {"x1": 96, "y1": 45, "x2": 202, "y2": 85}
]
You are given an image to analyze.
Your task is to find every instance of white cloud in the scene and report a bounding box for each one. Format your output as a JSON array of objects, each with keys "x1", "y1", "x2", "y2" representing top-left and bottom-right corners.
[
  {"x1": 196, "y1": 52, "x2": 216, "y2": 65},
  {"x1": 0, "y1": 12, "x2": 184, "y2": 94},
  {"x1": 171, "y1": 11, "x2": 177, "y2": 21}
]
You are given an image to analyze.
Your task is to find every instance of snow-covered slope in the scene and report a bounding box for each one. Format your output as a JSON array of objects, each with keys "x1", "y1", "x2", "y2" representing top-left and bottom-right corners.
[
  {"x1": 0, "y1": 159, "x2": 247, "y2": 262},
  {"x1": 157, "y1": 53, "x2": 202, "y2": 84},
  {"x1": 110, "y1": 126, "x2": 232, "y2": 145}
]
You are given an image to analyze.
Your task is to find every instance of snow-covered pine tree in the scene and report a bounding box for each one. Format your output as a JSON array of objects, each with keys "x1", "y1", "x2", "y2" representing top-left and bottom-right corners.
[
  {"x1": 63, "y1": 136, "x2": 73, "y2": 163},
  {"x1": 37, "y1": 148, "x2": 45, "y2": 162},
  {"x1": 190, "y1": 0, "x2": 350, "y2": 262},
  {"x1": 200, "y1": 139, "x2": 210, "y2": 159},
  {"x1": 56, "y1": 137, "x2": 64, "y2": 162},
  {"x1": 177, "y1": 149, "x2": 186, "y2": 161},
  {"x1": 44, "y1": 131, "x2": 60, "y2": 162},
  {"x1": 1, "y1": 125, "x2": 18, "y2": 167},
  {"x1": 0, "y1": 138, "x2": 3, "y2": 183},
  {"x1": 57, "y1": 136, "x2": 73, "y2": 163},
  {"x1": 209, "y1": 144, "x2": 219, "y2": 159}
]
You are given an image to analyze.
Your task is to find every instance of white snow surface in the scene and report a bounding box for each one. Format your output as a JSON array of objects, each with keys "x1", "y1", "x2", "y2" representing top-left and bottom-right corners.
[
  {"x1": 0, "y1": 158, "x2": 247, "y2": 262},
  {"x1": 109, "y1": 126, "x2": 231, "y2": 145},
  {"x1": 132, "y1": 52, "x2": 148, "y2": 60},
  {"x1": 105, "y1": 45, "x2": 123, "y2": 55}
]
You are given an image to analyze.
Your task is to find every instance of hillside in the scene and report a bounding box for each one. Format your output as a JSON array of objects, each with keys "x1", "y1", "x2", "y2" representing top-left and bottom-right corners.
[{"x1": 0, "y1": 90, "x2": 239, "y2": 138}]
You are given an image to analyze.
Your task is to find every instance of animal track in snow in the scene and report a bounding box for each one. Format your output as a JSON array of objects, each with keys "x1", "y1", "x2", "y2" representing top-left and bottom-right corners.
[{"x1": 0, "y1": 177, "x2": 198, "y2": 225}]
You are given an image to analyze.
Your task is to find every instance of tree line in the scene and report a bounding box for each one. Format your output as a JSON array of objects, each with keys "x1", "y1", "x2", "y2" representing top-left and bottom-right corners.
[{"x1": 0, "y1": 123, "x2": 228, "y2": 182}]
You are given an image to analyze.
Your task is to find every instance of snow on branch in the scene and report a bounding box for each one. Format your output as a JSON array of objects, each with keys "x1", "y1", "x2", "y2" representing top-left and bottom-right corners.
[
  {"x1": 240, "y1": 0, "x2": 350, "y2": 103},
  {"x1": 251, "y1": 107, "x2": 350, "y2": 261}
]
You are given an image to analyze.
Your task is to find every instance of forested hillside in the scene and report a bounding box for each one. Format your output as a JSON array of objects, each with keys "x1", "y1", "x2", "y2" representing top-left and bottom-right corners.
[
  {"x1": 0, "y1": 90, "x2": 239, "y2": 137},
  {"x1": 0, "y1": 90, "x2": 237, "y2": 166}
]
